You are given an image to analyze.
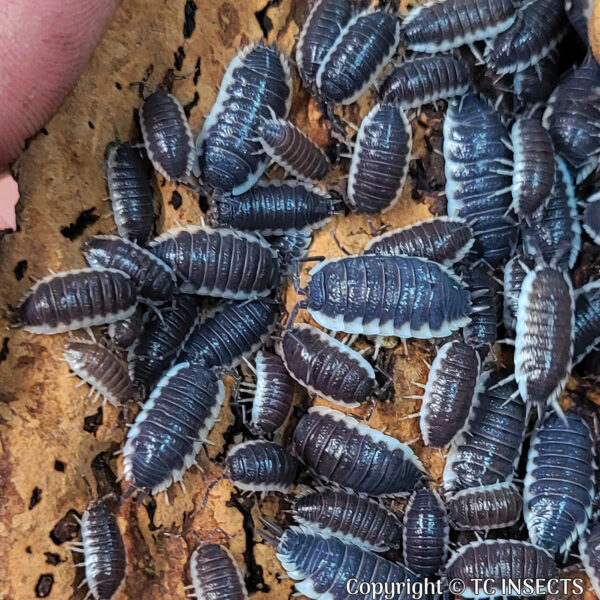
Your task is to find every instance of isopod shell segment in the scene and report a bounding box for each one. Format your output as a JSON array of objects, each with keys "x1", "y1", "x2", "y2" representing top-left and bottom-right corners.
[
  {"x1": 363, "y1": 216, "x2": 474, "y2": 266},
  {"x1": 122, "y1": 361, "x2": 225, "y2": 494},
  {"x1": 16, "y1": 268, "x2": 137, "y2": 334},
  {"x1": 139, "y1": 89, "x2": 194, "y2": 181},
  {"x1": 305, "y1": 254, "x2": 472, "y2": 338},
  {"x1": 580, "y1": 521, "x2": 600, "y2": 598},
  {"x1": 347, "y1": 103, "x2": 412, "y2": 215},
  {"x1": 189, "y1": 543, "x2": 248, "y2": 600},
  {"x1": 276, "y1": 322, "x2": 377, "y2": 408},
  {"x1": 583, "y1": 197, "x2": 600, "y2": 245},
  {"x1": 293, "y1": 406, "x2": 425, "y2": 496},
  {"x1": 573, "y1": 280, "x2": 600, "y2": 365},
  {"x1": 149, "y1": 226, "x2": 280, "y2": 299}
]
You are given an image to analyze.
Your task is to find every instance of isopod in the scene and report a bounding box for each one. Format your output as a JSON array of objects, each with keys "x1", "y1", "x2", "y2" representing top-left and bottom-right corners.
[
  {"x1": 580, "y1": 521, "x2": 600, "y2": 598},
  {"x1": 15, "y1": 268, "x2": 137, "y2": 334},
  {"x1": 269, "y1": 229, "x2": 312, "y2": 273},
  {"x1": 566, "y1": 0, "x2": 592, "y2": 45},
  {"x1": 363, "y1": 216, "x2": 474, "y2": 266},
  {"x1": 123, "y1": 361, "x2": 225, "y2": 495},
  {"x1": 293, "y1": 406, "x2": 425, "y2": 496},
  {"x1": 513, "y1": 51, "x2": 563, "y2": 111},
  {"x1": 503, "y1": 253, "x2": 535, "y2": 332},
  {"x1": 107, "y1": 307, "x2": 143, "y2": 350},
  {"x1": 583, "y1": 195, "x2": 600, "y2": 244},
  {"x1": 276, "y1": 322, "x2": 377, "y2": 408},
  {"x1": 573, "y1": 279, "x2": 600, "y2": 365},
  {"x1": 463, "y1": 265, "x2": 501, "y2": 348},
  {"x1": 347, "y1": 103, "x2": 412, "y2": 214}
]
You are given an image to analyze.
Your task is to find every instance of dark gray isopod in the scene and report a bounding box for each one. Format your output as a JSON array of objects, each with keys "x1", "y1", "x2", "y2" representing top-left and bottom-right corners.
[
  {"x1": 225, "y1": 440, "x2": 299, "y2": 493},
  {"x1": 583, "y1": 197, "x2": 600, "y2": 244},
  {"x1": 149, "y1": 226, "x2": 280, "y2": 299},
  {"x1": 189, "y1": 543, "x2": 248, "y2": 600},
  {"x1": 580, "y1": 521, "x2": 600, "y2": 598},
  {"x1": 107, "y1": 306, "x2": 143, "y2": 350},
  {"x1": 258, "y1": 118, "x2": 331, "y2": 181},
  {"x1": 84, "y1": 235, "x2": 176, "y2": 304},
  {"x1": 303, "y1": 254, "x2": 472, "y2": 337},
  {"x1": 269, "y1": 229, "x2": 312, "y2": 273},
  {"x1": 316, "y1": 9, "x2": 401, "y2": 105},
  {"x1": 291, "y1": 486, "x2": 403, "y2": 552},
  {"x1": 276, "y1": 323, "x2": 377, "y2": 408},
  {"x1": 524, "y1": 411, "x2": 595, "y2": 554},
  {"x1": 445, "y1": 540, "x2": 557, "y2": 599},
  {"x1": 503, "y1": 253, "x2": 535, "y2": 332},
  {"x1": 446, "y1": 481, "x2": 523, "y2": 531},
  {"x1": 566, "y1": 0, "x2": 592, "y2": 45},
  {"x1": 513, "y1": 51, "x2": 563, "y2": 111},
  {"x1": 484, "y1": 0, "x2": 567, "y2": 74},
  {"x1": 293, "y1": 406, "x2": 425, "y2": 496},
  {"x1": 64, "y1": 340, "x2": 135, "y2": 406},
  {"x1": 573, "y1": 280, "x2": 600, "y2": 365},
  {"x1": 463, "y1": 265, "x2": 501, "y2": 348},
  {"x1": 403, "y1": 488, "x2": 449, "y2": 577},
  {"x1": 380, "y1": 55, "x2": 471, "y2": 110},
  {"x1": 363, "y1": 216, "x2": 474, "y2": 266},
  {"x1": 15, "y1": 268, "x2": 137, "y2": 334},
  {"x1": 515, "y1": 264, "x2": 574, "y2": 411},
  {"x1": 347, "y1": 103, "x2": 412, "y2": 214},
  {"x1": 139, "y1": 89, "x2": 194, "y2": 181},
  {"x1": 123, "y1": 361, "x2": 225, "y2": 494},
  {"x1": 105, "y1": 142, "x2": 154, "y2": 245},
  {"x1": 419, "y1": 339, "x2": 480, "y2": 449},
  {"x1": 400, "y1": 0, "x2": 516, "y2": 52},
  {"x1": 179, "y1": 299, "x2": 280, "y2": 369}
]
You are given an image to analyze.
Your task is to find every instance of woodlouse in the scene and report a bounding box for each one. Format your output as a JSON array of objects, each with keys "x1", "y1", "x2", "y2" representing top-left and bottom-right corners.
[
  {"x1": 316, "y1": 9, "x2": 401, "y2": 105},
  {"x1": 276, "y1": 323, "x2": 377, "y2": 408},
  {"x1": 105, "y1": 142, "x2": 154, "y2": 245},
  {"x1": 300, "y1": 254, "x2": 472, "y2": 338},
  {"x1": 107, "y1": 307, "x2": 143, "y2": 350},
  {"x1": 149, "y1": 226, "x2": 280, "y2": 299},
  {"x1": 293, "y1": 406, "x2": 425, "y2": 496},
  {"x1": 225, "y1": 439, "x2": 299, "y2": 493},
  {"x1": 379, "y1": 55, "x2": 471, "y2": 109},
  {"x1": 566, "y1": 0, "x2": 592, "y2": 45},
  {"x1": 179, "y1": 299, "x2": 280, "y2": 369},
  {"x1": 580, "y1": 521, "x2": 600, "y2": 598},
  {"x1": 196, "y1": 43, "x2": 292, "y2": 195},
  {"x1": 84, "y1": 235, "x2": 176, "y2": 304},
  {"x1": 503, "y1": 253, "x2": 535, "y2": 332},
  {"x1": 524, "y1": 411, "x2": 595, "y2": 555},
  {"x1": 583, "y1": 196, "x2": 600, "y2": 244},
  {"x1": 15, "y1": 268, "x2": 137, "y2": 334},
  {"x1": 268, "y1": 229, "x2": 312, "y2": 273},
  {"x1": 291, "y1": 486, "x2": 403, "y2": 552},
  {"x1": 206, "y1": 181, "x2": 340, "y2": 235},
  {"x1": 139, "y1": 89, "x2": 194, "y2": 182},
  {"x1": 64, "y1": 340, "x2": 135, "y2": 406},
  {"x1": 363, "y1": 216, "x2": 474, "y2": 266},
  {"x1": 123, "y1": 361, "x2": 224, "y2": 495},
  {"x1": 573, "y1": 280, "x2": 600, "y2": 365},
  {"x1": 403, "y1": 488, "x2": 449, "y2": 577},
  {"x1": 446, "y1": 481, "x2": 522, "y2": 531},
  {"x1": 347, "y1": 103, "x2": 412, "y2": 214},
  {"x1": 463, "y1": 266, "x2": 500, "y2": 348},
  {"x1": 513, "y1": 52, "x2": 563, "y2": 111}
]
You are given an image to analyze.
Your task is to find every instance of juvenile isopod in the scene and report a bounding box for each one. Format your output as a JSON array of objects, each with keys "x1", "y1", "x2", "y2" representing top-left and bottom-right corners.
[
  {"x1": 580, "y1": 521, "x2": 600, "y2": 598},
  {"x1": 513, "y1": 51, "x2": 563, "y2": 111},
  {"x1": 573, "y1": 280, "x2": 600, "y2": 365},
  {"x1": 107, "y1": 307, "x2": 143, "y2": 350},
  {"x1": 583, "y1": 195, "x2": 600, "y2": 244},
  {"x1": 463, "y1": 266, "x2": 501, "y2": 349},
  {"x1": 566, "y1": 0, "x2": 592, "y2": 45},
  {"x1": 503, "y1": 253, "x2": 535, "y2": 332},
  {"x1": 15, "y1": 268, "x2": 137, "y2": 334},
  {"x1": 269, "y1": 229, "x2": 312, "y2": 273}
]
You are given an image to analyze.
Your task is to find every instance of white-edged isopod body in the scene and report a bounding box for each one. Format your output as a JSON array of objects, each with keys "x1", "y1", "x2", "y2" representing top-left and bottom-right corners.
[
  {"x1": 446, "y1": 481, "x2": 523, "y2": 531},
  {"x1": 84, "y1": 235, "x2": 176, "y2": 304},
  {"x1": 15, "y1": 268, "x2": 137, "y2": 334},
  {"x1": 291, "y1": 486, "x2": 403, "y2": 552},
  {"x1": 463, "y1": 265, "x2": 501, "y2": 348},
  {"x1": 445, "y1": 540, "x2": 557, "y2": 599},
  {"x1": 293, "y1": 406, "x2": 425, "y2": 496},
  {"x1": 122, "y1": 361, "x2": 224, "y2": 494},
  {"x1": 420, "y1": 339, "x2": 480, "y2": 449},
  {"x1": 573, "y1": 280, "x2": 600, "y2": 365},
  {"x1": 196, "y1": 43, "x2": 292, "y2": 195},
  {"x1": 78, "y1": 499, "x2": 127, "y2": 600},
  {"x1": 403, "y1": 488, "x2": 449, "y2": 577},
  {"x1": 379, "y1": 55, "x2": 471, "y2": 109},
  {"x1": 225, "y1": 439, "x2": 299, "y2": 493},
  {"x1": 316, "y1": 9, "x2": 401, "y2": 105},
  {"x1": 524, "y1": 411, "x2": 595, "y2": 554},
  {"x1": 189, "y1": 543, "x2": 248, "y2": 600},
  {"x1": 107, "y1": 306, "x2": 143, "y2": 350},
  {"x1": 139, "y1": 89, "x2": 194, "y2": 182},
  {"x1": 484, "y1": 0, "x2": 567, "y2": 74},
  {"x1": 347, "y1": 103, "x2": 412, "y2": 215},
  {"x1": 276, "y1": 323, "x2": 377, "y2": 408},
  {"x1": 580, "y1": 521, "x2": 600, "y2": 598},
  {"x1": 105, "y1": 142, "x2": 154, "y2": 245},
  {"x1": 303, "y1": 254, "x2": 472, "y2": 338},
  {"x1": 64, "y1": 340, "x2": 135, "y2": 406},
  {"x1": 149, "y1": 226, "x2": 280, "y2": 299},
  {"x1": 258, "y1": 118, "x2": 331, "y2": 181},
  {"x1": 444, "y1": 370, "x2": 527, "y2": 492},
  {"x1": 363, "y1": 216, "x2": 474, "y2": 266},
  {"x1": 400, "y1": 0, "x2": 517, "y2": 52},
  {"x1": 206, "y1": 181, "x2": 340, "y2": 235},
  {"x1": 584, "y1": 195, "x2": 600, "y2": 244},
  {"x1": 444, "y1": 94, "x2": 517, "y2": 267},
  {"x1": 179, "y1": 299, "x2": 280, "y2": 369},
  {"x1": 503, "y1": 253, "x2": 535, "y2": 331},
  {"x1": 515, "y1": 264, "x2": 574, "y2": 411}
]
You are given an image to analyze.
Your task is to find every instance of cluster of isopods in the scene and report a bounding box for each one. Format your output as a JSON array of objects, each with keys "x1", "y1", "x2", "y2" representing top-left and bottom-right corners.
[{"x1": 14, "y1": 0, "x2": 600, "y2": 597}]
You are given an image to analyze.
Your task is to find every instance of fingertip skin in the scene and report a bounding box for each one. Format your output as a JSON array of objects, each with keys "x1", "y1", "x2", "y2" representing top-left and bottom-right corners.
[{"x1": 0, "y1": 0, "x2": 119, "y2": 169}]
